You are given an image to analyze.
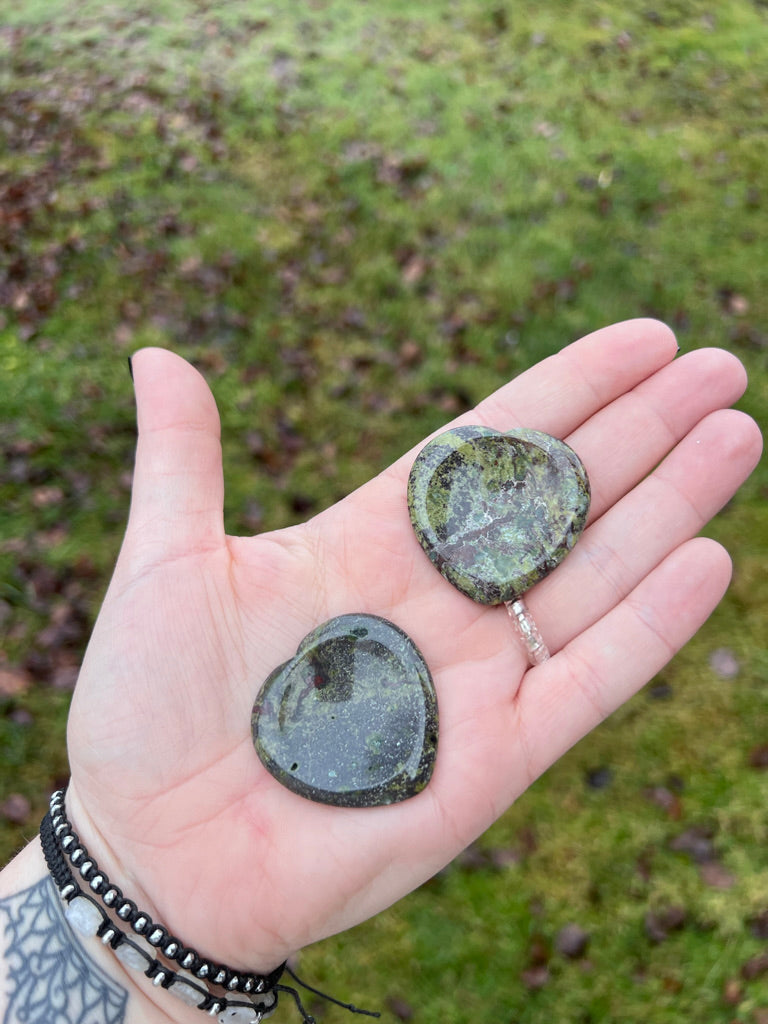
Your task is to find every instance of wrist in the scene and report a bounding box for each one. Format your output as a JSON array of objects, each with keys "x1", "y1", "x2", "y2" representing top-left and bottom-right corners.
[
  {"x1": 1, "y1": 797, "x2": 379, "y2": 1024},
  {"x1": 41, "y1": 790, "x2": 285, "y2": 1022},
  {"x1": 0, "y1": 838, "x2": 197, "y2": 1024},
  {"x1": 63, "y1": 780, "x2": 286, "y2": 977}
]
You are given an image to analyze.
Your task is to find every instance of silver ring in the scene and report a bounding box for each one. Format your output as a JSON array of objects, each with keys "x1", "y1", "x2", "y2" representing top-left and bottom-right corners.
[{"x1": 505, "y1": 598, "x2": 550, "y2": 666}]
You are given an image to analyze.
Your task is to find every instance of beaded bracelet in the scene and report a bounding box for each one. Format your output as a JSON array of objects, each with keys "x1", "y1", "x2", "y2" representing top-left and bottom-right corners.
[
  {"x1": 41, "y1": 789, "x2": 380, "y2": 1024},
  {"x1": 47, "y1": 789, "x2": 283, "y2": 998},
  {"x1": 40, "y1": 807, "x2": 277, "y2": 1023}
]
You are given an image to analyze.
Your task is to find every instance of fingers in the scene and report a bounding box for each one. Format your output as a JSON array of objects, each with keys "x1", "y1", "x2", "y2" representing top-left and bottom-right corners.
[
  {"x1": 569, "y1": 347, "x2": 748, "y2": 521},
  {"x1": 321, "y1": 319, "x2": 684, "y2": 589},
  {"x1": 531, "y1": 406, "x2": 763, "y2": 652},
  {"x1": 514, "y1": 537, "x2": 734, "y2": 784},
  {"x1": 125, "y1": 348, "x2": 226, "y2": 564},
  {"x1": 326, "y1": 324, "x2": 751, "y2": 626},
  {"x1": 383, "y1": 318, "x2": 679, "y2": 488},
  {"x1": 416, "y1": 537, "x2": 734, "y2": 854},
  {"x1": 474, "y1": 317, "x2": 680, "y2": 434}
]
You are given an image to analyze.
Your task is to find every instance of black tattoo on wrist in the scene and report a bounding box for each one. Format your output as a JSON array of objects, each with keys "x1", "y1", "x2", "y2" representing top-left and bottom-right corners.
[{"x1": 0, "y1": 876, "x2": 128, "y2": 1023}]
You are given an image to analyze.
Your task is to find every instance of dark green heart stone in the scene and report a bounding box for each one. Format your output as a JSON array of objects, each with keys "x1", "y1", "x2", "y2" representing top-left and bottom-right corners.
[
  {"x1": 407, "y1": 425, "x2": 590, "y2": 605},
  {"x1": 252, "y1": 614, "x2": 438, "y2": 807}
]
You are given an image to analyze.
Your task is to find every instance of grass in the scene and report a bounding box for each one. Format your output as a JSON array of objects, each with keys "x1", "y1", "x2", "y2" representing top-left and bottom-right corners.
[{"x1": 1, "y1": 0, "x2": 766, "y2": 1020}]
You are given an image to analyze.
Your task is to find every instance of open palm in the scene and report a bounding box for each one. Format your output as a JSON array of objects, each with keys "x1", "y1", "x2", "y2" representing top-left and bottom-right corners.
[{"x1": 64, "y1": 319, "x2": 761, "y2": 977}]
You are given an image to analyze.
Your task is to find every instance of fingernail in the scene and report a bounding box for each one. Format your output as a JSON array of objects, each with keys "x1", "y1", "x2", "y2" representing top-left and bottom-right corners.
[{"x1": 127, "y1": 356, "x2": 134, "y2": 382}]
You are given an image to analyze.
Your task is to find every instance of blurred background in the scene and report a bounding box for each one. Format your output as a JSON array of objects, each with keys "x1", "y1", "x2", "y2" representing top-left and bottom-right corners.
[{"x1": 1, "y1": 1, "x2": 766, "y2": 1020}]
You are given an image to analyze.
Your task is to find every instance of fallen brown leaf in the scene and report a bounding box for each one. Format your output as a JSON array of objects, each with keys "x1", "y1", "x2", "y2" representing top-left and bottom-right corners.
[
  {"x1": 0, "y1": 668, "x2": 29, "y2": 696},
  {"x1": 741, "y1": 953, "x2": 768, "y2": 981},
  {"x1": 699, "y1": 861, "x2": 736, "y2": 890},
  {"x1": 0, "y1": 793, "x2": 32, "y2": 825}
]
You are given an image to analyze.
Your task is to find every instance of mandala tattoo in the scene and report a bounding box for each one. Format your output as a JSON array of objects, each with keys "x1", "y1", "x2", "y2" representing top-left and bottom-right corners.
[{"x1": 0, "y1": 875, "x2": 127, "y2": 1024}]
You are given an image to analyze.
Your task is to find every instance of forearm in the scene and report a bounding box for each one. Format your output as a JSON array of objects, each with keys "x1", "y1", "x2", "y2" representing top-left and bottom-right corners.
[{"x1": 0, "y1": 837, "x2": 243, "y2": 1024}]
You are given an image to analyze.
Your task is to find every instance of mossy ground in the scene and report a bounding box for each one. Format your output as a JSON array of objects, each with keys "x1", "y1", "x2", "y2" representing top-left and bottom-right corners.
[{"x1": 1, "y1": 1, "x2": 766, "y2": 1021}]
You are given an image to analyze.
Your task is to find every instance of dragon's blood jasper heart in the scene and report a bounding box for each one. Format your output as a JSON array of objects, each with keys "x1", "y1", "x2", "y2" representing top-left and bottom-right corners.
[
  {"x1": 407, "y1": 426, "x2": 590, "y2": 605},
  {"x1": 252, "y1": 614, "x2": 438, "y2": 807}
]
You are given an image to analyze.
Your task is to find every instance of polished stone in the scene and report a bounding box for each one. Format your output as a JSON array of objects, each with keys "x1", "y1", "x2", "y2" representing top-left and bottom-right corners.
[
  {"x1": 65, "y1": 895, "x2": 102, "y2": 938},
  {"x1": 167, "y1": 979, "x2": 203, "y2": 1007},
  {"x1": 217, "y1": 1006, "x2": 266, "y2": 1023},
  {"x1": 252, "y1": 614, "x2": 438, "y2": 807},
  {"x1": 407, "y1": 425, "x2": 590, "y2": 604},
  {"x1": 114, "y1": 940, "x2": 147, "y2": 972}
]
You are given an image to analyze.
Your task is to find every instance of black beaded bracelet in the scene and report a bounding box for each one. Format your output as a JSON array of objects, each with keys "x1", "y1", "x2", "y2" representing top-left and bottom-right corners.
[
  {"x1": 47, "y1": 789, "x2": 284, "y2": 997},
  {"x1": 41, "y1": 807, "x2": 278, "y2": 1022},
  {"x1": 42, "y1": 789, "x2": 380, "y2": 1024}
]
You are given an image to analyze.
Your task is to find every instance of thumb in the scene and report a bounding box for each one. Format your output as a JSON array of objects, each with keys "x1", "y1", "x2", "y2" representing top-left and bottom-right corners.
[{"x1": 125, "y1": 348, "x2": 225, "y2": 563}]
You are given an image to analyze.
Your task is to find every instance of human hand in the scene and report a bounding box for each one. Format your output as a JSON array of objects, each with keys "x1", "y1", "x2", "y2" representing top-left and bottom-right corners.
[{"x1": 64, "y1": 319, "x2": 762, "y2": 975}]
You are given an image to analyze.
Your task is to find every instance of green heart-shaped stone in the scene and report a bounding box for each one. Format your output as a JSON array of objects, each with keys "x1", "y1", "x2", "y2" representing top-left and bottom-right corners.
[
  {"x1": 252, "y1": 614, "x2": 438, "y2": 807},
  {"x1": 407, "y1": 425, "x2": 590, "y2": 605}
]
